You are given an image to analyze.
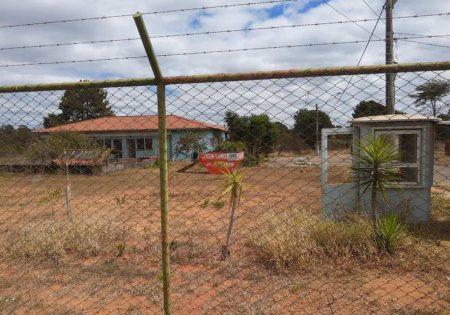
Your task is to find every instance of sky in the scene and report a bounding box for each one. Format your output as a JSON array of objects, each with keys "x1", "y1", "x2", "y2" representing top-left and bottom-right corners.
[
  {"x1": 0, "y1": 0, "x2": 449, "y2": 128},
  {"x1": 0, "y1": 0, "x2": 449, "y2": 84}
]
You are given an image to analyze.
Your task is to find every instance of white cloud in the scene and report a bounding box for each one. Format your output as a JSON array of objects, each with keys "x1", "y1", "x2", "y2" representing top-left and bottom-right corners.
[{"x1": 0, "y1": 0, "x2": 449, "y2": 127}]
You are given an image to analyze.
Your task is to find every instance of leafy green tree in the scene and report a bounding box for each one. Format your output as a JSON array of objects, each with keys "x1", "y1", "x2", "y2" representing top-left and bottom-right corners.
[
  {"x1": 293, "y1": 109, "x2": 333, "y2": 148},
  {"x1": 224, "y1": 111, "x2": 279, "y2": 157},
  {"x1": 0, "y1": 125, "x2": 33, "y2": 157},
  {"x1": 43, "y1": 87, "x2": 113, "y2": 128},
  {"x1": 214, "y1": 140, "x2": 246, "y2": 152},
  {"x1": 352, "y1": 100, "x2": 404, "y2": 119},
  {"x1": 410, "y1": 79, "x2": 450, "y2": 117},
  {"x1": 353, "y1": 100, "x2": 388, "y2": 118}
]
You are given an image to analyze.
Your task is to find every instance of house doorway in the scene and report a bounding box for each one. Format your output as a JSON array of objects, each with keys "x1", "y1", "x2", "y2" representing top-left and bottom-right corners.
[{"x1": 127, "y1": 139, "x2": 136, "y2": 158}]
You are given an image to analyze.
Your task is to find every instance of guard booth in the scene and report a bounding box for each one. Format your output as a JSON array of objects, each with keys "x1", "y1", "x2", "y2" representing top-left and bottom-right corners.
[{"x1": 321, "y1": 114, "x2": 442, "y2": 223}]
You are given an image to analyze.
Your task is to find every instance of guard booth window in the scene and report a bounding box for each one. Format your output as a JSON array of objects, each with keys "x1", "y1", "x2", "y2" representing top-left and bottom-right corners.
[{"x1": 374, "y1": 129, "x2": 421, "y2": 186}]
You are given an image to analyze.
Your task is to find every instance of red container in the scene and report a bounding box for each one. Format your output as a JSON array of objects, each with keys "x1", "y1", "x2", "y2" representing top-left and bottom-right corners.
[{"x1": 199, "y1": 152, "x2": 245, "y2": 174}]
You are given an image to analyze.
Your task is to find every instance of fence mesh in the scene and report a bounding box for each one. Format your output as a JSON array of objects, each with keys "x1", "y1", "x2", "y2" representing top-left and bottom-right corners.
[{"x1": 0, "y1": 67, "x2": 449, "y2": 314}]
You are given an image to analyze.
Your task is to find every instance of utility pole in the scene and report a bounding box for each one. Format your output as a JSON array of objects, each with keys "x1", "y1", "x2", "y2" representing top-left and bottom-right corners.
[{"x1": 385, "y1": 0, "x2": 395, "y2": 114}]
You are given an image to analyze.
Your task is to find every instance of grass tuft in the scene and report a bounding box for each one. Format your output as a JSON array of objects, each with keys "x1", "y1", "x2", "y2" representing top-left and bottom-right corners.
[
  {"x1": 250, "y1": 210, "x2": 380, "y2": 269},
  {"x1": 0, "y1": 215, "x2": 126, "y2": 261}
]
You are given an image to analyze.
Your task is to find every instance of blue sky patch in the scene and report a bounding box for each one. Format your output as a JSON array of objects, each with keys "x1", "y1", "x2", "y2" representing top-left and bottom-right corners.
[
  {"x1": 265, "y1": 3, "x2": 285, "y2": 18},
  {"x1": 190, "y1": 11, "x2": 213, "y2": 29},
  {"x1": 298, "y1": 0, "x2": 331, "y2": 14}
]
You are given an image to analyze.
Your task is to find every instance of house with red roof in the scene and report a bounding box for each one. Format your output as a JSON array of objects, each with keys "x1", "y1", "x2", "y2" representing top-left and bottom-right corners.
[{"x1": 36, "y1": 115, "x2": 227, "y2": 161}]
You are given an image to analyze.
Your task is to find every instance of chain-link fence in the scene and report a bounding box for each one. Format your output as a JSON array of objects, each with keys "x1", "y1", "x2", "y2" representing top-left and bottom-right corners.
[{"x1": 0, "y1": 63, "x2": 449, "y2": 314}]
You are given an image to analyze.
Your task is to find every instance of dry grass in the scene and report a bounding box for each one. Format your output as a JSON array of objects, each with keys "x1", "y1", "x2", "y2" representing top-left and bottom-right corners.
[
  {"x1": 249, "y1": 210, "x2": 379, "y2": 269},
  {"x1": 431, "y1": 192, "x2": 450, "y2": 218},
  {"x1": 0, "y1": 215, "x2": 126, "y2": 261}
]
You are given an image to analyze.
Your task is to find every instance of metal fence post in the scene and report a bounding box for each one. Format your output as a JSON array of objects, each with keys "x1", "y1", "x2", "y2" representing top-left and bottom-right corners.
[
  {"x1": 133, "y1": 12, "x2": 171, "y2": 315},
  {"x1": 157, "y1": 82, "x2": 171, "y2": 315}
]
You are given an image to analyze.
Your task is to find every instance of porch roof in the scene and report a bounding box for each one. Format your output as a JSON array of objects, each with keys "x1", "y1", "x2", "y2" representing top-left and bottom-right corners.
[{"x1": 35, "y1": 115, "x2": 227, "y2": 134}]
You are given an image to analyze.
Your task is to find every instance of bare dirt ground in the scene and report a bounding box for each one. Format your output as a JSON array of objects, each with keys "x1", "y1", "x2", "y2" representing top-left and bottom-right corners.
[{"x1": 0, "y1": 159, "x2": 449, "y2": 314}]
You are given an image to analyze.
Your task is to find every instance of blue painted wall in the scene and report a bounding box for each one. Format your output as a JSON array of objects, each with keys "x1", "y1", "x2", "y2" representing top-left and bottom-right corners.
[{"x1": 89, "y1": 129, "x2": 225, "y2": 160}]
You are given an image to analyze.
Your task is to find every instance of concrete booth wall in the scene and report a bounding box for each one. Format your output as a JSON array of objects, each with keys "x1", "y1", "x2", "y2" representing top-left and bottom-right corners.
[{"x1": 354, "y1": 120, "x2": 436, "y2": 223}]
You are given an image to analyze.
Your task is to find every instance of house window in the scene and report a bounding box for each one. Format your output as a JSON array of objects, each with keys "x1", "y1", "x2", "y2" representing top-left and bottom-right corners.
[
  {"x1": 137, "y1": 138, "x2": 152, "y2": 151},
  {"x1": 374, "y1": 129, "x2": 421, "y2": 186},
  {"x1": 112, "y1": 139, "x2": 123, "y2": 158},
  {"x1": 104, "y1": 139, "x2": 112, "y2": 149}
]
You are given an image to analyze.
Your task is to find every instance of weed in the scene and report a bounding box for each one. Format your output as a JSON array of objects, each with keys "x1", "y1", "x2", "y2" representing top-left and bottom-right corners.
[
  {"x1": 116, "y1": 241, "x2": 126, "y2": 257},
  {"x1": 212, "y1": 199, "x2": 225, "y2": 209},
  {"x1": 290, "y1": 284, "x2": 304, "y2": 293},
  {"x1": 114, "y1": 195, "x2": 126, "y2": 205},
  {"x1": 200, "y1": 198, "x2": 210, "y2": 208}
]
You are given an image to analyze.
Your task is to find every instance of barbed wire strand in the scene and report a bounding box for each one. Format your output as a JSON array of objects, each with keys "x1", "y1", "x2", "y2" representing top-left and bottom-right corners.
[
  {"x1": 1, "y1": 12, "x2": 449, "y2": 52},
  {"x1": 398, "y1": 39, "x2": 450, "y2": 49},
  {"x1": 0, "y1": 0, "x2": 295, "y2": 29},
  {"x1": 0, "y1": 35, "x2": 448, "y2": 69}
]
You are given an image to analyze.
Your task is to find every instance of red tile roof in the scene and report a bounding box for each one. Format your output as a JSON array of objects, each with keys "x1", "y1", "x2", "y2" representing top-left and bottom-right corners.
[{"x1": 35, "y1": 115, "x2": 227, "y2": 133}]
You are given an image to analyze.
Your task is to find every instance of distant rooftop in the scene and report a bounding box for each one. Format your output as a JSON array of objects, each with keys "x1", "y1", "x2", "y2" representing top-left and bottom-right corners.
[
  {"x1": 35, "y1": 115, "x2": 227, "y2": 133},
  {"x1": 353, "y1": 114, "x2": 442, "y2": 124}
]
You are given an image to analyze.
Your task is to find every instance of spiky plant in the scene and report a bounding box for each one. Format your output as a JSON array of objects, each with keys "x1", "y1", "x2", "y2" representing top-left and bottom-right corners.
[
  {"x1": 352, "y1": 135, "x2": 399, "y2": 221},
  {"x1": 371, "y1": 212, "x2": 403, "y2": 254},
  {"x1": 221, "y1": 168, "x2": 244, "y2": 260}
]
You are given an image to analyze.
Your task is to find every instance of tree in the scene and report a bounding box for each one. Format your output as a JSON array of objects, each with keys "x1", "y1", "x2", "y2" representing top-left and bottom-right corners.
[
  {"x1": 224, "y1": 111, "x2": 279, "y2": 157},
  {"x1": 174, "y1": 132, "x2": 207, "y2": 159},
  {"x1": 293, "y1": 109, "x2": 333, "y2": 148},
  {"x1": 352, "y1": 100, "x2": 404, "y2": 119},
  {"x1": 43, "y1": 87, "x2": 113, "y2": 128},
  {"x1": 0, "y1": 125, "x2": 33, "y2": 157},
  {"x1": 353, "y1": 100, "x2": 388, "y2": 118},
  {"x1": 410, "y1": 79, "x2": 450, "y2": 117}
]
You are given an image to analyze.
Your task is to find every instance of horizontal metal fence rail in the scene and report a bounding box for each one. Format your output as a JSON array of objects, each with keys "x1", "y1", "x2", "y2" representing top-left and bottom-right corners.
[{"x1": 1, "y1": 61, "x2": 450, "y2": 92}]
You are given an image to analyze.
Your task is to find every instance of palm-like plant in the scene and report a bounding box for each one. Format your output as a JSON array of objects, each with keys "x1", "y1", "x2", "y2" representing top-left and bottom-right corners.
[
  {"x1": 221, "y1": 168, "x2": 244, "y2": 260},
  {"x1": 371, "y1": 212, "x2": 403, "y2": 254},
  {"x1": 352, "y1": 135, "x2": 399, "y2": 222}
]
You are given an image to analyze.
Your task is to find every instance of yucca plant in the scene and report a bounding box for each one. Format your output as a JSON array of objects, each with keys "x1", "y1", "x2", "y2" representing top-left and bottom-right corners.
[
  {"x1": 352, "y1": 135, "x2": 399, "y2": 222},
  {"x1": 371, "y1": 212, "x2": 403, "y2": 254},
  {"x1": 220, "y1": 168, "x2": 244, "y2": 260}
]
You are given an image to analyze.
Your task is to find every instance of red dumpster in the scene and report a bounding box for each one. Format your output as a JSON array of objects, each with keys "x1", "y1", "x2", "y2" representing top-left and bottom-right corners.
[{"x1": 199, "y1": 152, "x2": 245, "y2": 174}]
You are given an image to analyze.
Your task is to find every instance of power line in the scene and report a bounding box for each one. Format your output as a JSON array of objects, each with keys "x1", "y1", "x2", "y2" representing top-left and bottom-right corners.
[
  {"x1": 1, "y1": 12, "x2": 449, "y2": 52},
  {"x1": 398, "y1": 39, "x2": 450, "y2": 49},
  {"x1": 361, "y1": 0, "x2": 383, "y2": 20},
  {"x1": 326, "y1": 2, "x2": 383, "y2": 40},
  {"x1": 397, "y1": 31, "x2": 450, "y2": 39},
  {"x1": 332, "y1": 4, "x2": 385, "y2": 109},
  {"x1": 1, "y1": 35, "x2": 447, "y2": 69},
  {"x1": 0, "y1": 0, "x2": 295, "y2": 29},
  {"x1": 357, "y1": 5, "x2": 385, "y2": 65}
]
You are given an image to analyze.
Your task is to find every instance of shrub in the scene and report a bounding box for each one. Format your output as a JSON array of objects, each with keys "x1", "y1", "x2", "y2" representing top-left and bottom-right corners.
[
  {"x1": 212, "y1": 200, "x2": 225, "y2": 209},
  {"x1": 371, "y1": 212, "x2": 404, "y2": 254},
  {"x1": 250, "y1": 209, "x2": 377, "y2": 269},
  {"x1": 0, "y1": 215, "x2": 126, "y2": 261},
  {"x1": 214, "y1": 141, "x2": 246, "y2": 153}
]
